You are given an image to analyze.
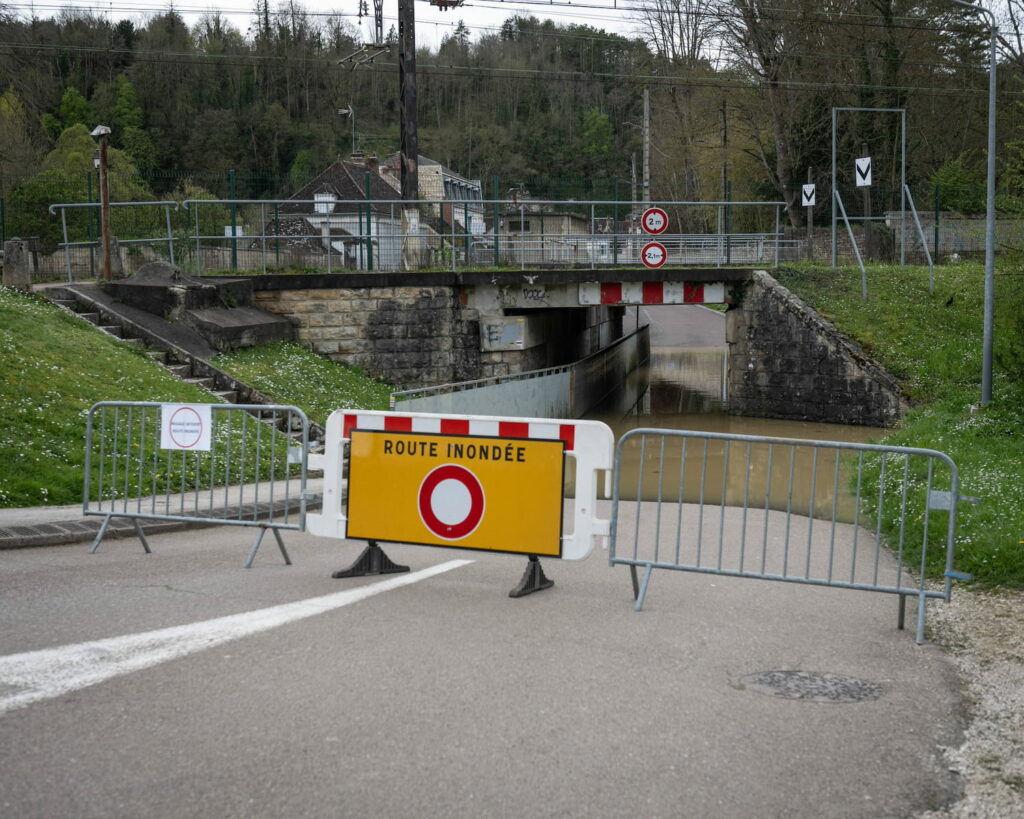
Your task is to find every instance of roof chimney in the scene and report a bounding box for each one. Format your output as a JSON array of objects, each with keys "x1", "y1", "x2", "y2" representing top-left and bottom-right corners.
[{"x1": 367, "y1": 154, "x2": 379, "y2": 173}]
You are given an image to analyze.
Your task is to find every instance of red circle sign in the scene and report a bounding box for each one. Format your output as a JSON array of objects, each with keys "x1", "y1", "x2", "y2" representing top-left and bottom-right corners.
[
  {"x1": 641, "y1": 207, "x2": 669, "y2": 235},
  {"x1": 418, "y1": 464, "x2": 485, "y2": 540},
  {"x1": 168, "y1": 406, "x2": 204, "y2": 449},
  {"x1": 641, "y1": 241, "x2": 668, "y2": 269}
]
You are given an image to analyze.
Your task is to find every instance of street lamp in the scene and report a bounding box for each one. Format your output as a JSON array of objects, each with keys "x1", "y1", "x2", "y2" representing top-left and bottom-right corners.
[
  {"x1": 337, "y1": 104, "x2": 355, "y2": 155},
  {"x1": 90, "y1": 125, "x2": 113, "y2": 282},
  {"x1": 949, "y1": 0, "x2": 997, "y2": 406}
]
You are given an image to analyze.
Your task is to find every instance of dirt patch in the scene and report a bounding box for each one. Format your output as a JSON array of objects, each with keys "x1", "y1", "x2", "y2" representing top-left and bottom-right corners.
[{"x1": 918, "y1": 587, "x2": 1024, "y2": 818}]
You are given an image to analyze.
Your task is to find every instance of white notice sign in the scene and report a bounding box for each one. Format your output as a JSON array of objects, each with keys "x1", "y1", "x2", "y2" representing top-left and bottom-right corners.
[
  {"x1": 855, "y1": 157, "x2": 872, "y2": 187},
  {"x1": 801, "y1": 184, "x2": 816, "y2": 206},
  {"x1": 161, "y1": 404, "x2": 213, "y2": 451}
]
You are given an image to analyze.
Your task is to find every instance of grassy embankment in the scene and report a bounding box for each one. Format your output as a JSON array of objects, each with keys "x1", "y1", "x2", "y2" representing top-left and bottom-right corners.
[
  {"x1": 775, "y1": 262, "x2": 1024, "y2": 588},
  {"x1": 2, "y1": 269, "x2": 1020, "y2": 588},
  {"x1": 0, "y1": 287, "x2": 391, "y2": 508}
]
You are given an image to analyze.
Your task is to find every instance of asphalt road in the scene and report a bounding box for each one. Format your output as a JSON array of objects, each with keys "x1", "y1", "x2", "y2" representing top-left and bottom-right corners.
[{"x1": 0, "y1": 515, "x2": 963, "y2": 819}]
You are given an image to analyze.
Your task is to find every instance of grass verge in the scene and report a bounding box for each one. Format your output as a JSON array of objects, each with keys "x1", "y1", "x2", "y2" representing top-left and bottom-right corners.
[
  {"x1": 212, "y1": 341, "x2": 393, "y2": 426},
  {"x1": 775, "y1": 262, "x2": 1024, "y2": 588},
  {"x1": 0, "y1": 287, "x2": 219, "y2": 507},
  {"x1": 0, "y1": 288, "x2": 392, "y2": 508}
]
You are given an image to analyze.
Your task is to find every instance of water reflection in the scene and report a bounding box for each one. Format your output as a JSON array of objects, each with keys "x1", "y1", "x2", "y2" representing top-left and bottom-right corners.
[{"x1": 584, "y1": 347, "x2": 888, "y2": 521}]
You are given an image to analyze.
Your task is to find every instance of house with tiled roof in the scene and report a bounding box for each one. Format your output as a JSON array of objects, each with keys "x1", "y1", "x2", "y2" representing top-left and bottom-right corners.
[
  {"x1": 380, "y1": 154, "x2": 486, "y2": 238},
  {"x1": 265, "y1": 156, "x2": 404, "y2": 270}
]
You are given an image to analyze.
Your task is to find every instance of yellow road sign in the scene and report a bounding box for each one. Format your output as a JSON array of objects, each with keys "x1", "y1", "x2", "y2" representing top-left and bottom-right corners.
[{"x1": 346, "y1": 429, "x2": 565, "y2": 556}]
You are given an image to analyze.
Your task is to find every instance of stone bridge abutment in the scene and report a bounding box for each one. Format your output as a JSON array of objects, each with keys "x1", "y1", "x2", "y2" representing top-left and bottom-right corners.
[{"x1": 248, "y1": 268, "x2": 906, "y2": 426}]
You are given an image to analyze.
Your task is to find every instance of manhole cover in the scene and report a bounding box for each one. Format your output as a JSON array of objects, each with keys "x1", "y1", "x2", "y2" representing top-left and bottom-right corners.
[{"x1": 739, "y1": 670, "x2": 883, "y2": 703}]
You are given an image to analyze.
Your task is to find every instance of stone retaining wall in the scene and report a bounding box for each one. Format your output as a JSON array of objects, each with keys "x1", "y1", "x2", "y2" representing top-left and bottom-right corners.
[
  {"x1": 253, "y1": 285, "x2": 480, "y2": 388},
  {"x1": 726, "y1": 271, "x2": 907, "y2": 427},
  {"x1": 253, "y1": 281, "x2": 624, "y2": 390}
]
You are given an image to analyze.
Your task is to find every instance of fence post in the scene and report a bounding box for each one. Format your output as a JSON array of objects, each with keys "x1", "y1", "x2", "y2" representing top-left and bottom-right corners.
[
  {"x1": 493, "y1": 175, "x2": 500, "y2": 267},
  {"x1": 613, "y1": 179, "x2": 620, "y2": 265},
  {"x1": 364, "y1": 170, "x2": 373, "y2": 271},
  {"x1": 726, "y1": 180, "x2": 733, "y2": 265},
  {"x1": 86, "y1": 172, "x2": 96, "y2": 277},
  {"x1": 165, "y1": 204, "x2": 175, "y2": 266},
  {"x1": 228, "y1": 169, "x2": 238, "y2": 270},
  {"x1": 274, "y1": 204, "x2": 280, "y2": 267},
  {"x1": 934, "y1": 183, "x2": 941, "y2": 261},
  {"x1": 194, "y1": 203, "x2": 202, "y2": 274}
]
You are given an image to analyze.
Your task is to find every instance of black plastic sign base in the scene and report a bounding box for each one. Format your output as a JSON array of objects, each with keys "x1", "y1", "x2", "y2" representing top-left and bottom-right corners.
[
  {"x1": 509, "y1": 555, "x2": 554, "y2": 598},
  {"x1": 332, "y1": 541, "x2": 410, "y2": 578}
]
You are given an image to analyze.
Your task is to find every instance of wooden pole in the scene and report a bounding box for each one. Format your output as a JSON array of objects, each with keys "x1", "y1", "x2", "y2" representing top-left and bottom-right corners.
[
  {"x1": 96, "y1": 129, "x2": 110, "y2": 280},
  {"x1": 398, "y1": 0, "x2": 418, "y2": 269}
]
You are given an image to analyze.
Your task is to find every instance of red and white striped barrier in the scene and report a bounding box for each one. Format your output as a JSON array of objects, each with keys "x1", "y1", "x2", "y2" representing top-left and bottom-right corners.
[
  {"x1": 307, "y1": 410, "x2": 615, "y2": 560},
  {"x1": 578, "y1": 281, "x2": 726, "y2": 306},
  {"x1": 337, "y1": 413, "x2": 581, "y2": 452}
]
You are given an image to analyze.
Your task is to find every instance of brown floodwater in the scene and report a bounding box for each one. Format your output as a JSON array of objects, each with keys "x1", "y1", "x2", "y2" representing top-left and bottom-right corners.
[{"x1": 579, "y1": 348, "x2": 889, "y2": 522}]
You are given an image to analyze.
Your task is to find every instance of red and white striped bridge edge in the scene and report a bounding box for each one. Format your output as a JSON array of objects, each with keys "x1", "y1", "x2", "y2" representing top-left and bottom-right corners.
[
  {"x1": 578, "y1": 281, "x2": 726, "y2": 306},
  {"x1": 305, "y1": 410, "x2": 616, "y2": 560},
  {"x1": 340, "y1": 412, "x2": 580, "y2": 451}
]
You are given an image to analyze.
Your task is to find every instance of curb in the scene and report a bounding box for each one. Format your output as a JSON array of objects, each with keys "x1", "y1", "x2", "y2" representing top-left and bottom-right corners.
[
  {"x1": 0, "y1": 516, "x2": 226, "y2": 550},
  {"x1": 0, "y1": 500, "x2": 323, "y2": 550}
]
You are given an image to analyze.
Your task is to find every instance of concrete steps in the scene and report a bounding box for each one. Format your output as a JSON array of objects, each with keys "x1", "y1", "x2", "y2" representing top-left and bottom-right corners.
[
  {"x1": 45, "y1": 287, "x2": 231, "y2": 404},
  {"x1": 41, "y1": 286, "x2": 325, "y2": 453}
]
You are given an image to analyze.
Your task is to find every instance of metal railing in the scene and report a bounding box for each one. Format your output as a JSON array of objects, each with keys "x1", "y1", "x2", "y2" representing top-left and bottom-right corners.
[
  {"x1": 43, "y1": 197, "x2": 787, "y2": 278},
  {"x1": 609, "y1": 428, "x2": 967, "y2": 643},
  {"x1": 391, "y1": 326, "x2": 649, "y2": 418},
  {"x1": 48, "y1": 201, "x2": 179, "y2": 282},
  {"x1": 180, "y1": 197, "x2": 785, "y2": 273},
  {"x1": 84, "y1": 401, "x2": 310, "y2": 567}
]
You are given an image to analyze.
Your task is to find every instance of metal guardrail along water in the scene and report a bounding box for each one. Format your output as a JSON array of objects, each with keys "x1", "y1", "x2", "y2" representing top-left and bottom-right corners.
[
  {"x1": 84, "y1": 401, "x2": 310, "y2": 567},
  {"x1": 609, "y1": 428, "x2": 965, "y2": 644},
  {"x1": 390, "y1": 325, "x2": 649, "y2": 418}
]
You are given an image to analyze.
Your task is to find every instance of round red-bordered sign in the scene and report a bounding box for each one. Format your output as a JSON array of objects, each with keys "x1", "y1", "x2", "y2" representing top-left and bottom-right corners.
[
  {"x1": 641, "y1": 207, "x2": 669, "y2": 235},
  {"x1": 168, "y1": 406, "x2": 204, "y2": 449},
  {"x1": 641, "y1": 241, "x2": 668, "y2": 269},
  {"x1": 418, "y1": 464, "x2": 485, "y2": 540}
]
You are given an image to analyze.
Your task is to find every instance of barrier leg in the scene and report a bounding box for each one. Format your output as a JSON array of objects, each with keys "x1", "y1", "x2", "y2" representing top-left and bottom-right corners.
[
  {"x1": 634, "y1": 564, "x2": 654, "y2": 612},
  {"x1": 88, "y1": 514, "x2": 113, "y2": 554},
  {"x1": 273, "y1": 528, "x2": 292, "y2": 566},
  {"x1": 332, "y1": 541, "x2": 410, "y2": 578},
  {"x1": 630, "y1": 565, "x2": 640, "y2": 600},
  {"x1": 897, "y1": 593, "x2": 907, "y2": 631},
  {"x1": 133, "y1": 518, "x2": 152, "y2": 554},
  {"x1": 915, "y1": 592, "x2": 928, "y2": 645},
  {"x1": 89, "y1": 514, "x2": 150, "y2": 555},
  {"x1": 509, "y1": 555, "x2": 554, "y2": 598}
]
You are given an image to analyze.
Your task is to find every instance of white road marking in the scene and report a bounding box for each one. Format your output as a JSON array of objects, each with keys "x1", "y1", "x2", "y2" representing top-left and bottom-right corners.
[{"x1": 0, "y1": 559, "x2": 473, "y2": 716}]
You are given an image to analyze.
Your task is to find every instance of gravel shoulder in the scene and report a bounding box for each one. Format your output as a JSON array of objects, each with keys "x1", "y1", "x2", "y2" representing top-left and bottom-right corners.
[{"x1": 918, "y1": 586, "x2": 1024, "y2": 818}]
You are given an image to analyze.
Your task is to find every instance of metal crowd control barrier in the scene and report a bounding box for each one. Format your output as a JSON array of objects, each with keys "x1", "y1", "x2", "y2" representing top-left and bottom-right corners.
[
  {"x1": 84, "y1": 402, "x2": 310, "y2": 567},
  {"x1": 609, "y1": 429, "x2": 968, "y2": 644}
]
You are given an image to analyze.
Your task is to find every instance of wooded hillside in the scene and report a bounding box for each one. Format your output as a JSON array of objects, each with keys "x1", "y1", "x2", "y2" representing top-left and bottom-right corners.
[{"x1": 2, "y1": 0, "x2": 1023, "y2": 242}]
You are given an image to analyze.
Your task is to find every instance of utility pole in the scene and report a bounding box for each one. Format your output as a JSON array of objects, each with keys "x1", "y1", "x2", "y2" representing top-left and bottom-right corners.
[
  {"x1": 806, "y1": 167, "x2": 814, "y2": 261},
  {"x1": 642, "y1": 88, "x2": 650, "y2": 209},
  {"x1": 861, "y1": 142, "x2": 873, "y2": 260},
  {"x1": 721, "y1": 100, "x2": 728, "y2": 201},
  {"x1": 337, "y1": 105, "x2": 355, "y2": 154},
  {"x1": 398, "y1": 0, "x2": 419, "y2": 268},
  {"x1": 90, "y1": 125, "x2": 112, "y2": 281}
]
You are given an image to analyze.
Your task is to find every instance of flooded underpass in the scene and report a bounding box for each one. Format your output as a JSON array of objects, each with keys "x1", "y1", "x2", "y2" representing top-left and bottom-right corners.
[{"x1": 588, "y1": 306, "x2": 891, "y2": 521}]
